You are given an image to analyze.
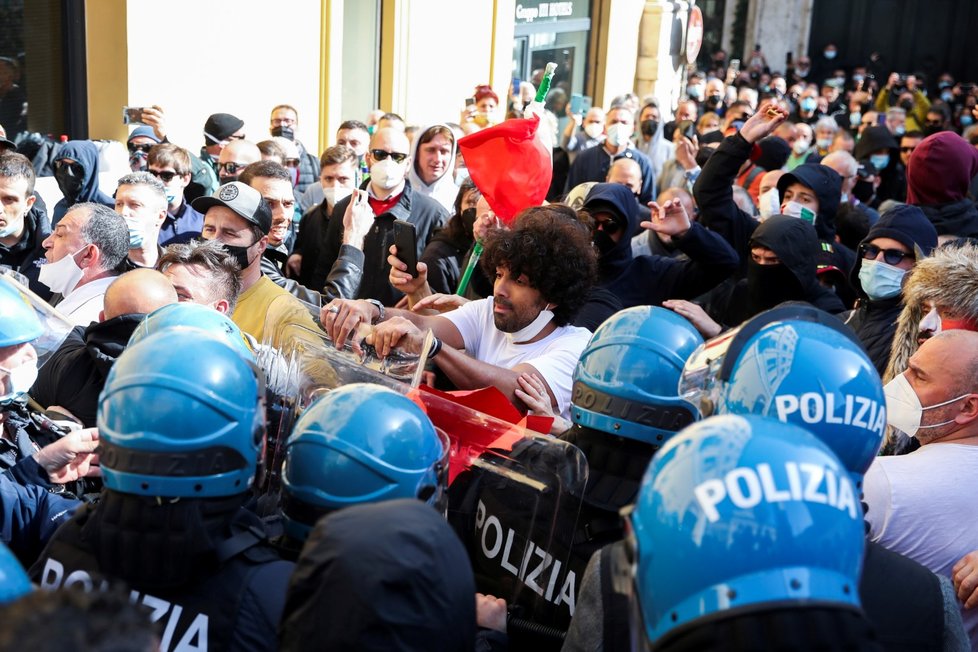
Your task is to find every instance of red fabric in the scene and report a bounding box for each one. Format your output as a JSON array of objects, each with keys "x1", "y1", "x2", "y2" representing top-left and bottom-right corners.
[
  {"x1": 409, "y1": 385, "x2": 554, "y2": 484},
  {"x1": 367, "y1": 191, "x2": 401, "y2": 216},
  {"x1": 907, "y1": 132, "x2": 978, "y2": 205},
  {"x1": 457, "y1": 115, "x2": 552, "y2": 224}
]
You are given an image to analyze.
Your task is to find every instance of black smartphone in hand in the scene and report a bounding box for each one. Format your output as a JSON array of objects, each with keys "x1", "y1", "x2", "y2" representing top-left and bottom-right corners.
[{"x1": 393, "y1": 220, "x2": 419, "y2": 278}]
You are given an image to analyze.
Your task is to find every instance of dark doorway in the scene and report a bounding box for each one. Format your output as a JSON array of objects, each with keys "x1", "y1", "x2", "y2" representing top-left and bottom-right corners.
[{"x1": 809, "y1": 0, "x2": 978, "y2": 89}]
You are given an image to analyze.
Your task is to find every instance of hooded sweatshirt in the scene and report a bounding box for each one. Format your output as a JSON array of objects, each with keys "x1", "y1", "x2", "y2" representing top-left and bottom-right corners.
[
  {"x1": 407, "y1": 124, "x2": 460, "y2": 213},
  {"x1": 708, "y1": 215, "x2": 846, "y2": 326},
  {"x1": 853, "y1": 126, "x2": 902, "y2": 206},
  {"x1": 30, "y1": 314, "x2": 145, "y2": 427},
  {"x1": 279, "y1": 500, "x2": 476, "y2": 652},
  {"x1": 584, "y1": 183, "x2": 739, "y2": 309},
  {"x1": 906, "y1": 132, "x2": 978, "y2": 238},
  {"x1": 51, "y1": 140, "x2": 115, "y2": 225},
  {"x1": 843, "y1": 205, "x2": 938, "y2": 375}
]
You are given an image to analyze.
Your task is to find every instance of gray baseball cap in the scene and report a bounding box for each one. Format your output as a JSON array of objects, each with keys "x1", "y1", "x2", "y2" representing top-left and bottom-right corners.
[{"x1": 192, "y1": 182, "x2": 272, "y2": 235}]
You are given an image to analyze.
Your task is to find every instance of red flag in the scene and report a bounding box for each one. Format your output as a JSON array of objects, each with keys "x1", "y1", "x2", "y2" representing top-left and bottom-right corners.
[{"x1": 457, "y1": 115, "x2": 552, "y2": 224}]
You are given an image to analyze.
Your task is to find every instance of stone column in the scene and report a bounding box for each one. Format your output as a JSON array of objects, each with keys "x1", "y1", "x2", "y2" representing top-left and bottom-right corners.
[{"x1": 634, "y1": 0, "x2": 690, "y2": 119}]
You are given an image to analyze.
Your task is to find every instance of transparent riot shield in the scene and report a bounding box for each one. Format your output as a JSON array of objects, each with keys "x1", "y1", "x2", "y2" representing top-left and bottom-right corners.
[
  {"x1": 414, "y1": 388, "x2": 588, "y2": 643},
  {"x1": 254, "y1": 295, "x2": 432, "y2": 499},
  {"x1": 0, "y1": 268, "x2": 74, "y2": 370}
]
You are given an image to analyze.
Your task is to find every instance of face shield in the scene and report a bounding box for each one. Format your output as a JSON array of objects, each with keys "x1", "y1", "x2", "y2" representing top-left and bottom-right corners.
[
  {"x1": 678, "y1": 329, "x2": 741, "y2": 419},
  {"x1": 0, "y1": 269, "x2": 74, "y2": 371}
]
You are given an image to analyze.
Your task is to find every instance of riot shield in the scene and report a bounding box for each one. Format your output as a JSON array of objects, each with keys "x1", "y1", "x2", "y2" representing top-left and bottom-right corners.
[
  {"x1": 415, "y1": 388, "x2": 588, "y2": 644},
  {"x1": 0, "y1": 269, "x2": 74, "y2": 370},
  {"x1": 254, "y1": 295, "x2": 432, "y2": 498}
]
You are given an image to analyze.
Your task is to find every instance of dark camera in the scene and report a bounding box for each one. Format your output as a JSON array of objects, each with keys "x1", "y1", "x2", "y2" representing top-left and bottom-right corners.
[{"x1": 676, "y1": 120, "x2": 697, "y2": 141}]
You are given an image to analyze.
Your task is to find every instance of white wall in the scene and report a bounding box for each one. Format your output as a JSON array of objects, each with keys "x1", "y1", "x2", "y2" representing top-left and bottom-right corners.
[{"x1": 124, "y1": 0, "x2": 323, "y2": 155}]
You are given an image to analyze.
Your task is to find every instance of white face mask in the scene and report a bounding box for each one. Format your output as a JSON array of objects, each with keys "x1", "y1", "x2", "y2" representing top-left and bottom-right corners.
[
  {"x1": 322, "y1": 186, "x2": 353, "y2": 209},
  {"x1": 757, "y1": 188, "x2": 781, "y2": 220},
  {"x1": 606, "y1": 123, "x2": 630, "y2": 148},
  {"x1": 883, "y1": 372, "x2": 969, "y2": 438},
  {"x1": 781, "y1": 200, "x2": 817, "y2": 225},
  {"x1": 0, "y1": 213, "x2": 24, "y2": 239},
  {"x1": 506, "y1": 305, "x2": 555, "y2": 344},
  {"x1": 792, "y1": 139, "x2": 811, "y2": 155},
  {"x1": 370, "y1": 158, "x2": 406, "y2": 191},
  {"x1": 38, "y1": 246, "x2": 86, "y2": 295},
  {"x1": 583, "y1": 123, "x2": 604, "y2": 140},
  {"x1": 0, "y1": 360, "x2": 38, "y2": 404}
]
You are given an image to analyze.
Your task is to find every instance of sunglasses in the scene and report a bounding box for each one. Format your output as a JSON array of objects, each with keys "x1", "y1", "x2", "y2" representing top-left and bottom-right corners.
[
  {"x1": 900, "y1": 146, "x2": 917, "y2": 153},
  {"x1": 592, "y1": 216, "x2": 622, "y2": 235},
  {"x1": 147, "y1": 169, "x2": 182, "y2": 183},
  {"x1": 283, "y1": 157, "x2": 300, "y2": 168},
  {"x1": 219, "y1": 161, "x2": 249, "y2": 175},
  {"x1": 370, "y1": 149, "x2": 408, "y2": 164},
  {"x1": 128, "y1": 143, "x2": 154, "y2": 154},
  {"x1": 860, "y1": 243, "x2": 913, "y2": 266}
]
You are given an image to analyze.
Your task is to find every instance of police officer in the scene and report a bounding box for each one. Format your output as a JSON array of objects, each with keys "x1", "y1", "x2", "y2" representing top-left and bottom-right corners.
[
  {"x1": 274, "y1": 383, "x2": 448, "y2": 558},
  {"x1": 29, "y1": 328, "x2": 293, "y2": 652},
  {"x1": 450, "y1": 306, "x2": 704, "y2": 649},
  {"x1": 627, "y1": 415, "x2": 881, "y2": 651},
  {"x1": 682, "y1": 303, "x2": 968, "y2": 652},
  {"x1": 0, "y1": 274, "x2": 75, "y2": 473}
]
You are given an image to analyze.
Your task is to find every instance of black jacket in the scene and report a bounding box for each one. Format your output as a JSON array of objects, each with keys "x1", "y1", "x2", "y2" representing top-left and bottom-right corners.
[
  {"x1": 917, "y1": 199, "x2": 978, "y2": 239},
  {"x1": 30, "y1": 315, "x2": 142, "y2": 427},
  {"x1": 422, "y1": 231, "x2": 470, "y2": 296},
  {"x1": 292, "y1": 202, "x2": 329, "y2": 288},
  {"x1": 843, "y1": 297, "x2": 902, "y2": 376},
  {"x1": 280, "y1": 500, "x2": 476, "y2": 652},
  {"x1": 312, "y1": 183, "x2": 448, "y2": 306},
  {"x1": 584, "y1": 183, "x2": 739, "y2": 309},
  {"x1": 0, "y1": 204, "x2": 52, "y2": 300}
]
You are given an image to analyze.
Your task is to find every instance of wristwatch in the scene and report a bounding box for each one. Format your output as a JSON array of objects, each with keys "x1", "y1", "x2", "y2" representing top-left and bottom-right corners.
[{"x1": 365, "y1": 298, "x2": 385, "y2": 324}]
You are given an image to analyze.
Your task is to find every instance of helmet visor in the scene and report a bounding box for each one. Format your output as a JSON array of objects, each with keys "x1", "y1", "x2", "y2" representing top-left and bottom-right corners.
[
  {"x1": 0, "y1": 269, "x2": 74, "y2": 369},
  {"x1": 678, "y1": 328, "x2": 741, "y2": 418}
]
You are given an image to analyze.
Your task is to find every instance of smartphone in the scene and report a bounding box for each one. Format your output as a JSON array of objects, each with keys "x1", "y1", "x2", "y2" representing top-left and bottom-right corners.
[
  {"x1": 570, "y1": 93, "x2": 584, "y2": 115},
  {"x1": 677, "y1": 120, "x2": 697, "y2": 141},
  {"x1": 393, "y1": 220, "x2": 419, "y2": 278},
  {"x1": 729, "y1": 59, "x2": 741, "y2": 74},
  {"x1": 122, "y1": 106, "x2": 146, "y2": 125},
  {"x1": 786, "y1": 51, "x2": 793, "y2": 65},
  {"x1": 512, "y1": 78, "x2": 521, "y2": 96},
  {"x1": 465, "y1": 97, "x2": 476, "y2": 107},
  {"x1": 581, "y1": 95, "x2": 592, "y2": 114}
]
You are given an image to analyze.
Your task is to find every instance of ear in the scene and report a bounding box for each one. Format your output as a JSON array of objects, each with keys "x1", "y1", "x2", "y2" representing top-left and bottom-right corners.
[
  {"x1": 256, "y1": 235, "x2": 268, "y2": 256},
  {"x1": 79, "y1": 243, "x2": 99, "y2": 268},
  {"x1": 24, "y1": 194, "x2": 35, "y2": 212},
  {"x1": 98, "y1": 310, "x2": 105, "y2": 322},
  {"x1": 214, "y1": 299, "x2": 231, "y2": 315},
  {"x1": 958, "y1": 394, "x2": 978, "y2": 424}
]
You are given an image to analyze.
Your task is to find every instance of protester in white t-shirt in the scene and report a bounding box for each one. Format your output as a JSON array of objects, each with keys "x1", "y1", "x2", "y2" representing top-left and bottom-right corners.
[
  {"x1": 864, "y1": 329, "x2": 978, "y2": 648},
  {"x1": 321, "y1": 204, "x2": 598, "y2": 420}
]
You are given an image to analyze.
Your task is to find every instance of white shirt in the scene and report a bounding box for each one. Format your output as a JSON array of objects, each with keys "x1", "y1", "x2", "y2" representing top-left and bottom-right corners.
[
  {"x1": 56, "y1": 276, "x2": 115, "y2": 327},
  {"x1": 441, "y1": 297, "x2": 591, "y2": 421},
  {"x1": 864, "y1": 442, "x2": 978, "y2": 647}
]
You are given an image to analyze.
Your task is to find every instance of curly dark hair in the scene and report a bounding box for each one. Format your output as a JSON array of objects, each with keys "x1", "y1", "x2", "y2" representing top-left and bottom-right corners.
[{"x1": 480, "y1": 204, "x2": 597, "y2": 326}]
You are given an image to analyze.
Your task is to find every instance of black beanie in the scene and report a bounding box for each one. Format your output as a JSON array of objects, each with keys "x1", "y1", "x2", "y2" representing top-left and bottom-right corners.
[
  {"x1": 862, "y1": 204, "x2": 938, "y2": 258},
  {"x1": 204, "y1": 113, "x2": 245, "y2": 144}
]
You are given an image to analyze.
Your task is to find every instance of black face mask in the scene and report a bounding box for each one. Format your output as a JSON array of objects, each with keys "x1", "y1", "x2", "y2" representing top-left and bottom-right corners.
[
  {"x1": 746, "y1": 259, "x2": 804, "y2": 316},
  {"x1": 923, "y1": 125, "x2": 943, "y2": 137},
  {"x1": 221, "y1": 240, "x2": 256, "y2": 270},
  {"x1": 460, "y1": 207, "x2": 477, "y2": 238},
  {"x1": 899, "y1": 99, "x2": 914, "y2": 112},
  {"x1": 219, "y1": 174, "x2": 238, "y2": 186},
  {"x1": 853, "y1": 179, "x2": 876, "y2": 204},
  {"x1": 55, "y1": 168, "x2": 84, "y2": 200},
  {"x1": 271, "y1": 125, "x2": 295, "y2": 141},
  {"x1": 706, "y1": 94, "x2": 723, "y2": 106},
  {"x1": 640, "y1": 119, "x2": 658, "y2": 138},
  {"x1": 592, "y1": 230, "x2": 617, "y2": 256}
]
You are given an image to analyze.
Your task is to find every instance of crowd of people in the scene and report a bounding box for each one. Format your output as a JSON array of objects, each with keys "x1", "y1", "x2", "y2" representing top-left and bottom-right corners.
[{"x1": 0, "y1": 40, "x2": 976, "y2": 651}]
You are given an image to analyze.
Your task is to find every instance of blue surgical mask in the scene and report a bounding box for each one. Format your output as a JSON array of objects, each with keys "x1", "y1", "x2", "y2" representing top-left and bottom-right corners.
[
  {"x1": 824, "y1": 49, "x2": 837, "y2": 60},
  {"x1": 962, "y1": 115, "x2": 974, "y2": 127},
  {"x1": 123, "y1": 217, "x2": 144, "y2": 249},
  {"x1": 870, "y1": 154, "x2": 890, "y2": 171},
  {"x1": 894, "y1": 125, "x2": 906, "y2": 136},
  {"x1": 850, "y1": 112, "x2": 862, "y2": 127},
  {"x1": 800, "y1": 97, "x2": 817, "y2": 112},
  {"x1": 165, "y1": 191, "x2": 178, "y2": 205},
  {"x1": 853, "y1": 74, "x2": 865, "y2": 83},
  {"x1": 941, "y1": 91, "x2": 954, "y2": 103},
  {"x1": 858, "y1": 258, "x2": 906, "y2": 300}
]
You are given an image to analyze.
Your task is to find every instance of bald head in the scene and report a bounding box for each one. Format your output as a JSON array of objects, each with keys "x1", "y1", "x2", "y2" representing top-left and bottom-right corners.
[
  {"x1": 369, "y1": 127, "x2": 410, "y2": 153},
  {"x1": 218, "y1": 140, "x2": 262, "y2": 174},
  {"x1": 658, "y1": 186, "x2": 694, "y2": 218},
  {"x1": 607, "y1": 157, "x2": 643, "y2": 195},
  {"x1": 102, "y1": 269, "x2": 178, "y2": 320},
  {"x1": 821, "y1": 151, "x2": 858, "y2": 195},
  {"x1": 759, "y1": 170, "x2": 785, "y2": 196}
]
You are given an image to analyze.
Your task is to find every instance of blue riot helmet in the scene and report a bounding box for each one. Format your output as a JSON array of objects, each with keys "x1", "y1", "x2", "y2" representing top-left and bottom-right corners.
[
  {"x1": 628, "y1": 414, "x2": 864, "y2": 647},
  {"x1": 0, "y1": 276, "x2": 43, "y2": 347},
  {"x1": 281, "y1": 383, "x2": 449, "y2": 540},
  {"x1": 97, "y1": 329, "x2": 265, "y2": 497},
  {"x1": 127, "y1": 302, "x2": 255, "y2": 363},
  {"x1": 0, "y1": 541, "x2": 31, "y2": 604},
  {"x1": 679, "y1": 303, "x2": 885, "y2": 482},
  {"x1": 572, "y1": 306, "x2": 703, "y2": 446}
]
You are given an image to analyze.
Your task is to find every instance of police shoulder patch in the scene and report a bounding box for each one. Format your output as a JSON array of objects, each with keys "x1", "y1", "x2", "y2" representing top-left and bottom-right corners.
[{"x1": 219, "y1": 184, "x2": 239, "y2": 201}]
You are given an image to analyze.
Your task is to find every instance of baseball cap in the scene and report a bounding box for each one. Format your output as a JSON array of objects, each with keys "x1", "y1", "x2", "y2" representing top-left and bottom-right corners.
[
  {"x1": 127, "y1": 126, "x2": 161, "y2": 144},
  {"x1": 192, "y1": 182, "x2": 272, "y2": 235},
  {"x1": 0, "y1": 137, "x2": 14, "y2": 152}
]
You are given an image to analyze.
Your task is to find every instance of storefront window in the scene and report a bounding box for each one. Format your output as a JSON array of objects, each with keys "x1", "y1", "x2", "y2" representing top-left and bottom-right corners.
[
  {"x1": 0, "y1": 0, "x2": 84, "y2": 145},
  {"x1": 513, "y1": 1, "x2": 592, "y2": 102}
]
